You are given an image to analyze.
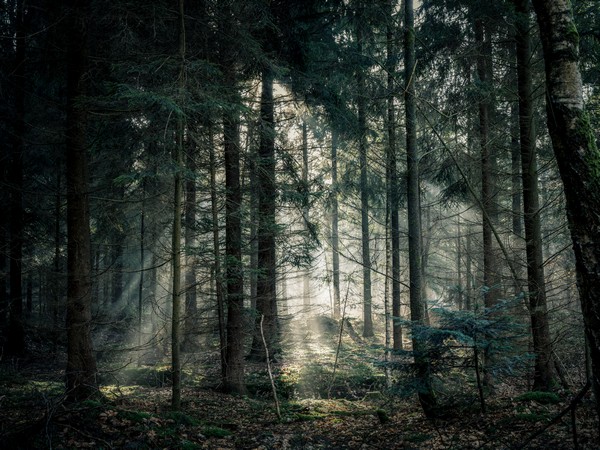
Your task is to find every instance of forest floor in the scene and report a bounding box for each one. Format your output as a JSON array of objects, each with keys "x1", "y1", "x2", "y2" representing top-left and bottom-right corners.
[{"x1": 1, "y1": 316, "x2": 599, "y2": 449}]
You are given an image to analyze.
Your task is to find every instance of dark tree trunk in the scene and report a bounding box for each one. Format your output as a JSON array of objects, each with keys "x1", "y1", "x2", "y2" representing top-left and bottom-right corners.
[
  {"x1": 475, "y1": 17, "x2": 500, "y2": 389},
  {"x1": 404, "y1": 0, "x2": 436, "y2": 416},
  {"x1": 532, "y1": 0, "x2": 600, "y2": 423},
  {"x1": 182, "y1": 137, "x2": 198, "y2": 353},
  {"x1": 387, "y1": 0, "x2": 402, "y2": 350},
  {"x1": 7, "y1": 0, "x2": 25, "y2": 355},
  {"x1": 302, "y1": 121, "x2": 311, "y2": 311},
  {"x1": 222, "y1": 42, "x2": 246, "y2": 393},
  {"x1": 65, "y1": 0, "x2": 98, "y2": 402},
  {"x1": 209, "y1": 127, "x2": 227, "y2": 380},
  {"x1": 331, "y1": 131, "x2": 341, "y2": 320},
  {"x1": 356, "y1": 10, "x2": 373, "y2": 338},
  {"x1": 250, "y1": 67, "x2": 279, "y2": 360},
  {"x1": 514, "y1": 0, "x2": 557, "y2": 392},
  {"x1": 171, "y1": 0, "x2": 186, "y2": 410}
]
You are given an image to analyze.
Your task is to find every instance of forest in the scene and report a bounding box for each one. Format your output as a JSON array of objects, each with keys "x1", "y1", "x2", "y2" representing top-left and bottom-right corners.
[{"x1": 1, "y1": 0, "x2": 600, "y2": 448}]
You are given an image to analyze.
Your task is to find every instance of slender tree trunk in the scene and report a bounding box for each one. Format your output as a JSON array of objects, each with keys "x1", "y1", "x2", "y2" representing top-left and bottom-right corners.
[
  {"x1": 331, "y1": 131, "x2": 341, "y2": 320},
  {"x1": 7, "y1": 0, "x2": 25, "y2": 355},
  {"x1": 514, "y1": 0, "x2": 556, "y2": 392},
  {"x1": 532, "y1": 0, "x2": 600, "y2": 423},
  {"x1": 302, "y1": 121, "x2": 311, "y2": 311},
  {"x1": 250, "y1": 67, "x2": 279, "y2": 360},
  {"x1": 475, "y1": 17, "x2": 500, "y2": 389},
  {"x1": 137, "y1": 180, "x2": 145, "y2": 365},
  {"x1": 171, "y1": 0, "x2": 186, "y2": 410},
  {"x1": 209, "y1": 128, "x2": 227, "y2": 380},
  {"x1": 356, "y1": 10, "x2": 373, "y2": 338},
  {"x1": 387, "y1": 0, "x2": 402, "y2": 350},
  {"x1": 222, "y1": 46, "x2": 246, "y2": 394},
  {"x1": 404, "y1": 0, "x2": 436, "y2": 416},
  {"x1": 65, "y1": 0, "x2": 98, "y2": 401},
  {"x1": 182, "y1": 137, "x2": 198, "y2": 352}
]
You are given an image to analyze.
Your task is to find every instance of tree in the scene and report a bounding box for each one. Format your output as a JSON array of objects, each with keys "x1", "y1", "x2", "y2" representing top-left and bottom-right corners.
[
  {"x1": 355, "y1": 1, "x2": 374, "y2": 338},
  {"x1": 64, "y1": 0, "x2": 98, "y2": 402},
  {"x1": 386, "y1": 0, "x2": 402, "y2": 351},
  {"x1": 532, "y1": 0, "x2": 600, "y2": 424},
  {"x1": 404, "y1": 0, "x2": 437, "y2": 416},
  {"x1": 6, "y1": 0, "x2": 25, "y2": 355},
  {"x1": 249, "y1": 66, "x2": 279, "y2": 360},
  {"x1": 513, "y1": 0, "x2": 556, "y2": 392},
  {"x1": 221, "y1": 4, "x2": 245, "y2": 394}
]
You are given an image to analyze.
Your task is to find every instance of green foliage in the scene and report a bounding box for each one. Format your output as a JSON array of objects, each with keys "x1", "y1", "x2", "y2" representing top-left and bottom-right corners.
[
  {"x1": 388, "y1": 300, "x2": 529, "y2": 406},
  {"x1": 515, "y1": 391, "x2": 561, "y2": 405},
  {"x1": 118, "y1": 409, "x2": 152, "y2": 423},
  {"x1": 163, "y1": 411, "x2": 199, "y2": 426},
  {"x1": 201, "y1": 425, "x2": 232, "y2": 438}
]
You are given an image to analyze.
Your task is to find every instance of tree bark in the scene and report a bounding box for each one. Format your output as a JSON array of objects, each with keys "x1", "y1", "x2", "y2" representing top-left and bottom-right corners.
[
  {"x1": 170, "y1": 0, "x2": 186, "y2": 410},
  {"x1": 250, "y1": 67, "x2": 279, "y2": 361},
  {"x1": 65, "y1": 0, "x2": 98, "y2": 402},
  {"x1": 514, "y1": 0, "x2": 557, "y2": 392},
  {"x1": 356, "y1": 7, "x2": 373, "y2": 338},
  {"x1": 182, "y1": 136, "x2": 198, "y2": 352},
  {"x1": 404, "y1": 0, "x2": 436, "y2": 416},
  {"x1": 7, "y1": 0, "x2": 25, "y2": 355},
  {"x1": 222, "y1": 38, "x2": 246, "y2": 393},
  {"x1": 331, "y1": 131, "x2": 341, "y2": 320},
  {"x1": 387, "y1": 0, "x2": 402, "y2": 351},
  {"x1": 475, "y1": 17, "x2": 500, "y2": 389},
  {"x1": 532, "y1": 0, "x2": 600, "y2": 423}
]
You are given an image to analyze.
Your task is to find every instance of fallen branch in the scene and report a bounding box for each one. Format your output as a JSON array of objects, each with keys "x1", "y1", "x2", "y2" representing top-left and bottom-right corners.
[
  {"x1": 515, "y1": 381, "x2": 591, "y2": 450},
  {"x1": 260, "y1": 314, "x2": 281, "y2": 420}
]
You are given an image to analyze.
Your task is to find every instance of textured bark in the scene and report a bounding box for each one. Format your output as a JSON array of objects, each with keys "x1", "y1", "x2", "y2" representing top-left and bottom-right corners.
[
  {"x1": 170, "y1": 0, "x2": 186, "y2": 410},
  {"x1": 65, "y1": 0, "x2": 98, "y2": 402},
  {"x1": 302, "y1": 121, "x2": 311, "y2": 310},
  {"x1": 356, "y1": 9, "x2": 373, "y2": 338},
  {"x1": 209, "y1": 128, "x2": 227, "y2": 380},
  {"x1": 182, "y1": 137, "x2": 198, "y2": 353},
  {"x1": 7, "y1": 0, "x2": 25, "y2": 355},
  {"x1": 249, "y1": 68, "x2": 279, "y2": 361},
  {"x1": 532, "y1": 0, "x2": 600, "y2": 422},
  {"x1": 475, "y1": 17, "x2": 500, "y2": 389},
  {"x1": 404, "y1": 0, "x2": 436, "y2": 416},
  {"x1": 387, "y1": 0, "x2": 402, "y2": 350},
  {"x1": 222, "y1": 56, "x2": 246, "y2": 394},
  {"x1": 514, "y1": 0, "x2": 556, "y2": 392},
  {"x1": 331, "y1": 131, "x2": 341, "y2": 320}
]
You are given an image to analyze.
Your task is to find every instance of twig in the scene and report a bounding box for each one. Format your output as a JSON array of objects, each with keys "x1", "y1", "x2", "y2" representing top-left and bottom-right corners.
[
  {"x1": 328, "y1": 278, "x2": 352, "y2": 398},
  {"x1": 515, "y1": 381, "x2": 590, "y2": 450},
  {"x1": 260, "y1": 314, "x2": 281, "y2": 420}
]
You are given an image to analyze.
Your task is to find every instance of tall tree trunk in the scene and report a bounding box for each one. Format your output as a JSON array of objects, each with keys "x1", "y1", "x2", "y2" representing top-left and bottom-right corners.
[
  {"x1": 356, "y1": 9, "x2": 373, "y2": 338},
  {"x1": 7, "y1": 0, "x2": 25, "y2": 355},
  {"x1": 209, "y1": 127, "x2": 227, "y2": 380},
  {"x1": 387, "y1": 0, "x2": 402, "y2": 350},
  {"x1": 514, "y1": 0, "x2": 556, "y2": 392},
  {"x1": 331, "y1": 131, "x2": 341, "y2": 320},
  {"x1": 404, "y1": 0, "x2": 436, "y2": 416},
  {"x1": 171, "y1": 0, "x2": 186, "y2": 410},
  {"x1": 532, "y1": 0, "x2": 600, "y2": 423},
  {"x1": 302, "y1": 121, "x2": 311, "y2": 311},
  {"x1": 250, "y1": 67, "x2": 279, "y2": 360},
  {"x1": 182, "y1": 137, "x2": 198, "y2": 352},
  {"x1": 65, "y1": 0, "x2": 98, "y2": 401},
  {"x1": 475, "y1": 17, "x2": 500, "y2": 389},
  {"x1": 222, "y1": 62, "x2": 245, "y2": 395}
]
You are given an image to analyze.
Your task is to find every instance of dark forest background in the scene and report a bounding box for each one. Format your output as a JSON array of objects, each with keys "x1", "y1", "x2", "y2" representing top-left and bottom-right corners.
[{"x1": 1, "y1": 0, "x2": 600, "y2": 448}]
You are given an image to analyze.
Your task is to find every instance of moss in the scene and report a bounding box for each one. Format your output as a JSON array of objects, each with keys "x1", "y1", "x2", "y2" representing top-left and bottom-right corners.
[
  {"x1": 515, "y1": 391, "x2": 561, "y2": 405},
  {"x1": 163, "y1": 411, "x2": 199, "y2": 426},
  {"x1": 202, "y1": 425, "x2": 232, "y2": 438},
  {"x1": 118, "y1": 409, "x2": 152, "y2": 423}
]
